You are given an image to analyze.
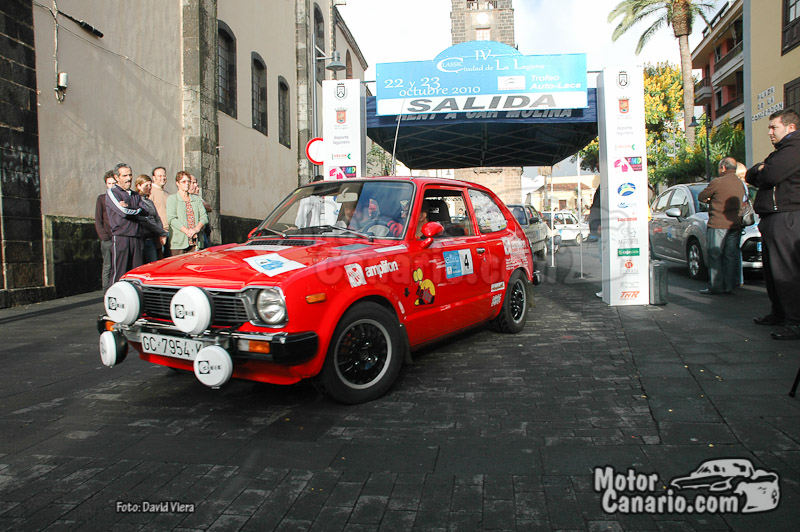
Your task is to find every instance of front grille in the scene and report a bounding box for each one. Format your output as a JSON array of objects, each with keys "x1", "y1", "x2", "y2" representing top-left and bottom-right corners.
[
  {"x1": 140, "y1": 286, "x2": 250, "y2": 326},
  {"x1": 741, "y1": 238, "x2": 762, "y2": 263}
]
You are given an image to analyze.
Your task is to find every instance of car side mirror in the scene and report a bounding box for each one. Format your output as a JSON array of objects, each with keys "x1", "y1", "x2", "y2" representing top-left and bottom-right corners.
[
  {"x1": 665, "y1": 207, "x2": 682, "y2": 218},
  {"x1": 420, "y1": 222, "x2": 444, "y2": 248}
]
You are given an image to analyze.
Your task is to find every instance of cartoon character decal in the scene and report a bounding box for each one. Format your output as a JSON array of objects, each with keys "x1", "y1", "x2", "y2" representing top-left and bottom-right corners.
[{"x1": 412, "y1": 268, "x2": 436, "y2": 306}]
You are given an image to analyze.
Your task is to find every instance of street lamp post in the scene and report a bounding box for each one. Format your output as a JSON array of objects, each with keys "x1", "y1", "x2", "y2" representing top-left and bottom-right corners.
[
  {"x1": 689, "y1": 111, "x2": 711, "y2": 182},
  {"x1": 310, "y1": 29, "x2": 346, "y2": 141}
]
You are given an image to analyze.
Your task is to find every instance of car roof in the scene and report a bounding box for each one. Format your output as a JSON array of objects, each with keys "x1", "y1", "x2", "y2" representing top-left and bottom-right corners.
[{"x1": 302, "y1": 176, "x2": 497, "y2": 194}]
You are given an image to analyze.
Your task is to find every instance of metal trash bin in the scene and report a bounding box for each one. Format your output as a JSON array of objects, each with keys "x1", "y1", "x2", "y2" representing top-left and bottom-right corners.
[{"x1": 649, "y1": 260, "x2": 668, "y2": 305}]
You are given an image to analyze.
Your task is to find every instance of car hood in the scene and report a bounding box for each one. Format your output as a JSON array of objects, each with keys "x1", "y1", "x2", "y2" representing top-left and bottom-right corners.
[{"x1": 122, "y1": 239, "x2": 405, "y2": 290}]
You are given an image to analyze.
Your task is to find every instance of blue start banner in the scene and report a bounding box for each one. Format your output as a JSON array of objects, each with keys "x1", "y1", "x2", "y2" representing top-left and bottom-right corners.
[{"x1": 376, "y1": 41, "x2": 587, "y2": 116}]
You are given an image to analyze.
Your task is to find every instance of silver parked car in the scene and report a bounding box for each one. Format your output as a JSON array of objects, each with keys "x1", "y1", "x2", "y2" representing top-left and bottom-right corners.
[
  {"x1": 648, "y1": 183, "x2": 762, "y2": 280},
  {"x1": 507, "y1": 203, "x2": 554, "y2": 259}
]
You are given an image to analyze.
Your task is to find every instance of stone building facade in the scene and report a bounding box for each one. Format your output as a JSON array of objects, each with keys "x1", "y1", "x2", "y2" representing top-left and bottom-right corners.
[
  {"x1": 0, "y1": 0, "x2": 366, "y2": 307},
  {"x1": 0, "y1": 0, "x2": 54, "y2": 306}
]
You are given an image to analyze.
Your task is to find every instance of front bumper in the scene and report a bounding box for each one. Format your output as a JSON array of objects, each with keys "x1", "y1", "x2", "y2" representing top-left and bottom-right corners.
[
  {"x1": 741, "y1": 238, "x2": 763, "y2": 269},
  {"x1": 98, "y1": 317, "x2": 318, "y2": 366}
]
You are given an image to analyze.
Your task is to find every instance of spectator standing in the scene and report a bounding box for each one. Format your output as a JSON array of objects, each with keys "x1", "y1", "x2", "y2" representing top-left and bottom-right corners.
[
  {"x1": 698, "y1": 157, "x2": 743, "y2": 295},
  {"x1": 745, "y1": 109, "x2": 800, "y2": 340},
  {"x1": 189, "y1": 173, "x2": 212, "y2": 247},
  {"x1": 105, "y1": 163, "x2": 143, "y2": 283},
  {"x1": 167, "y1": 171, "x2": 208, "y2": 255},
  {"x1": 94, "y1": 170, "x2": 117, "y2": 290},
  {"x1": 134, "y1": 175, "x2": 168, "y2": 263},
  {"x1": 149, "y1": 166, "x2": 170, "y2": 256},
  {"x1": 733, "y1": 162, "x2": 750, "y2": 286}
]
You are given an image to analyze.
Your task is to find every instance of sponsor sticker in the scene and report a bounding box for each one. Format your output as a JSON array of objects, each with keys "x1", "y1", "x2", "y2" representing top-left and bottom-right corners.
[
  {"x1": 618, "y1": 248, "x2": 640, "y2": 257},
  {"x1": 491, "y1": 294, "x2": 502, "y2": 306},
  {"x1": 364, "y1": 260, "x2": 399, "y2": 279},
  {"x1": 345, "y1": 263, "x2": 366, "y2": 287},
  {"x1": 443, "y1": 249, "x2": 474, "y2": 279},
  {"x1": 491, "y1": 282, "x2": 505, "y2": 292},
  {"x1": 376, "y1": 245, "x2": 407, "y2": 253},
  {"x1": 244, "y1": 254, "x2": 305, "y2": 277},
  {"x1": 625, "y1": 156, "x2": 643, "y2": 171},
  {"x1": 617, "y1": 182, "x2": 636, "y2": 196}
]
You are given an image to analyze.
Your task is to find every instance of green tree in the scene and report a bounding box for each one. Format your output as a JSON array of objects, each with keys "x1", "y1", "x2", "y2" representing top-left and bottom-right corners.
[
  {"x1": 574, "y1": 63, "x2": 745, "y2": 187},
  {"x1": 608, "y1": 0, "x2": 713, "y2": 147},
  {"x1": 366, "y1": 143, "x2": 392, "y2": 176},
  {"x1": 575, "y1": 62, "x2": 684, "y2": 177},
  {"x1": 650, "y1": 117, "x2": 745, "y2": 186}
]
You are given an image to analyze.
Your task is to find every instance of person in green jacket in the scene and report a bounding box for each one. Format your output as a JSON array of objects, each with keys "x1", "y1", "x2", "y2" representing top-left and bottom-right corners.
[{"x1": 166, "y1": 170, "x2": 208, "y2": 254}]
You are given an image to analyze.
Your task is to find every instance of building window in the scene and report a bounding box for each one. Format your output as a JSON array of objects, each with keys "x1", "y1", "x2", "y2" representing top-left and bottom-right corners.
[
  {"x1": 476, "y1": 28, "x2": 491, "y2": 41},
  {"x1": 467, "y1": 0, "x2": 478, "y2": 10},
  {"x1": 314, "y1": 7, "x2": 325, "y2": 85},
  {"x1": 218, "y1": 21, "x2": 237, "y2": 118},
  {"x1": 278, "y1": 77, "x2": 291, "y2": 148},
  {"x1": 783, "y1": 0, "x2": 800, "y2": 54},
  {"x1": 345, "y1": 50, "x2": 353, "y2": 79},
  {"x1": 786, "y1": 76, "x2": 800, "y2": 115},
  {"x1": 251, "y1": 53, "x2": 267, "y2": 135}
]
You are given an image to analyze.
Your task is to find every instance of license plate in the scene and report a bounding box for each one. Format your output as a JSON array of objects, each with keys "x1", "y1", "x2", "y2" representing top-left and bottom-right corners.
[{"x1": 140, "y1": 333, "x2": 203, "y2": 360}]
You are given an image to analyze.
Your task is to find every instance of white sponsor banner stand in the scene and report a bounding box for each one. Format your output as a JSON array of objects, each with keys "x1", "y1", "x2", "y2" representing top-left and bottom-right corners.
[
  {"x1": 322, "y1": 79, "x2": 366, "y2": 179},
  {"x1": 597, "y1": 68, "x2": 649, "y2": 306}
]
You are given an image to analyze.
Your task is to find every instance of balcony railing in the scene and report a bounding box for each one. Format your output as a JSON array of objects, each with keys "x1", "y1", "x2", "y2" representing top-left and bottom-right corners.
[
  {"x1": 714, "y1": 41, "x2": 743, "y2": 72},
  {"x1": 716, "y1": 94, "x2": 744, "y2": 117},
  {"x1": 695, "y1": 77, "x2": 710, "y2": 89}
]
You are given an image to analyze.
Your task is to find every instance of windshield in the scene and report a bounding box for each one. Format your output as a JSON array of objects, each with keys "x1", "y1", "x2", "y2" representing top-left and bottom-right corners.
[{"x1": 257, "y1": 180, "x2": 415, "y2": 239}]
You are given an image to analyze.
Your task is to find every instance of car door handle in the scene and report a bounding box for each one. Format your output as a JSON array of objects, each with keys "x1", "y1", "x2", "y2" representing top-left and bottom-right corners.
[{"x1": 476, "y1": 247, "x2": 486, "y2": 255}]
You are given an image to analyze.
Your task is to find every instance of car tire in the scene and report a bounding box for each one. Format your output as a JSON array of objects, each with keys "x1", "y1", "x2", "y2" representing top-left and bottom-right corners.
[
  {"x1": 575, "y1": 234, "x2": 583, "y2": 245},
  {"x1": 318, "y1": 302, "x2": 402, "y2": 404},
  {"x1": 489, "y1": 270, "x2": 529, "y2": 334},
  {"x1": 687, "y1": 239, "x2": 707, "y2": 280}
]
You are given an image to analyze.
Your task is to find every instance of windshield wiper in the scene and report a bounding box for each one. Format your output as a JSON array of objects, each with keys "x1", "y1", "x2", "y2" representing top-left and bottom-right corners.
[
  {"x1": 316, "y1": 224, "x2": 372, "y2": 241},
  {"x1": 250, "y1": 226, "x2": 287, "y2": 239}
]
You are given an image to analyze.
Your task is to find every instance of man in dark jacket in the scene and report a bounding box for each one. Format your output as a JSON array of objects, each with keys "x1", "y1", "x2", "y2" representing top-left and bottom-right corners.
[
  {"x1": 698, "y1": 157, "x2": 743, "y2": 295},
  {"x1": 94, "y1": 171, "x2": 117, "y2": 290},
  {"x1": 745, "y1": 109, "x2": 800, "y2": 339},
  {"x1": 105, "y1": 163, "x2": 143, "y2": 283}
]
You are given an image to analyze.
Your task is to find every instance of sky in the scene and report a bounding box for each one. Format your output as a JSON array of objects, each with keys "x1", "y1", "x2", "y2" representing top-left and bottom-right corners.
[
  {"x1": 338, "y1": 0, "x2": 724, "y2": 85},
  {"x1": 337, "y1": 0, "x2": 725, "y2": 174}
]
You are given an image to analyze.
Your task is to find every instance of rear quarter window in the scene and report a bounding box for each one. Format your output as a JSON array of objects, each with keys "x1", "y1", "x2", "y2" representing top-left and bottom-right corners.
[{"x1": 468, "y1": 189, "x2": 508, "y2": 234}]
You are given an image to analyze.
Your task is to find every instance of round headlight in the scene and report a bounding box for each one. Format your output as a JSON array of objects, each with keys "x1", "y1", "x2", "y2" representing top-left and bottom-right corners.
[{"x1": 256, "y1": 288, "x2": 286, "y2": 325}]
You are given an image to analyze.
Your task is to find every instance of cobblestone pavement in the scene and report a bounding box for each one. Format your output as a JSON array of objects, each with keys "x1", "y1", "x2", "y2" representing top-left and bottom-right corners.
[{"x1": 1, "y1": 246, "x2": 799, "y2": 531}]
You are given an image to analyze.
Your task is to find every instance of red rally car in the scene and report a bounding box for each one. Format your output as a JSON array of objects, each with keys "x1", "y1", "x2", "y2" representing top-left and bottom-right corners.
[{"x1": 98, "y1": 177, "x2": 540, "y2": 404}]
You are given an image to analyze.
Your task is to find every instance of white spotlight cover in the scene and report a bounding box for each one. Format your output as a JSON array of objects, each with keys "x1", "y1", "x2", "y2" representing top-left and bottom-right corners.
[
  {"x1": 170, "y1": 286, "x2": 213, "y2": 335},
  {"x1": 104, "y1": 281, "x2": 141, "y2": 324},
  {"x1": 99, "y1": 330, "x2": 127, "y2": 367},
  {"x1": 193, "y1": 346, "x2": 233, "y2": 388}
]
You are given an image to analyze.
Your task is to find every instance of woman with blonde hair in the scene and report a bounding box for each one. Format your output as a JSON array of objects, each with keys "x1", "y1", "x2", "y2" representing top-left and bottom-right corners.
[{"x1": 166, "y1": 170, "x2": 208, "y2": 254}]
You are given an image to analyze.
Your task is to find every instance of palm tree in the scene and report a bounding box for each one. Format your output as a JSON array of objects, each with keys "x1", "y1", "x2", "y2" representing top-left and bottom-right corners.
[{"x1": 608, "y1": 0, "x2": 713, "y2": 147}]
